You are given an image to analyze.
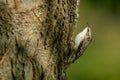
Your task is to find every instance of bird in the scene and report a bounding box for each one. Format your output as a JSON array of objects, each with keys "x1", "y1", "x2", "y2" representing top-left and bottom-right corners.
[{"x1": 74, "y1": 25, "x2": 92, "y2": 50}]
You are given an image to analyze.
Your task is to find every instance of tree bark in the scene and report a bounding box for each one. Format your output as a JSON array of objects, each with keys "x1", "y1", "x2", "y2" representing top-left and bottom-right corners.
[{"x1": 0, "y1": 0, "x2": 91, "y2": 80}]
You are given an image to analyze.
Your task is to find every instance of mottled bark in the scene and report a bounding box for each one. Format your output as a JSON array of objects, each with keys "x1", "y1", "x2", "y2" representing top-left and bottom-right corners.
[{"x1": 0, "y1": 0, "x2": 91, "y2": 80}]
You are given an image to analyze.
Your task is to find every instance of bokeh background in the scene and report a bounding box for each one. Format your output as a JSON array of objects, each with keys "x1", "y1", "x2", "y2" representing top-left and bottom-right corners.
[{"x1": 67, "y1": 0, "x2": 120, "y2": 80}]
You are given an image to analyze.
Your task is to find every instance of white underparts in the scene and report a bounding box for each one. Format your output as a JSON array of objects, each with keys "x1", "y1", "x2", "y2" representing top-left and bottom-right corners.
[{"x1": 74, "y1": 26, "x2": 91, "y2": 50}]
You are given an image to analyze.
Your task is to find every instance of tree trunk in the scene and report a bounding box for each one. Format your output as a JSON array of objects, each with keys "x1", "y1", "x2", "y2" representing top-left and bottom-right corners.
[{"x1": 0, "y1": 0, "x2": 91, "y2": 80}]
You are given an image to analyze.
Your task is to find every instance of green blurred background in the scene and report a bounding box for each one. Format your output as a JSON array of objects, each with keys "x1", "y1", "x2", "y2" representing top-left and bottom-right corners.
[{"x1": 67, "y1": 0, "x2": 120, "y2": 80}]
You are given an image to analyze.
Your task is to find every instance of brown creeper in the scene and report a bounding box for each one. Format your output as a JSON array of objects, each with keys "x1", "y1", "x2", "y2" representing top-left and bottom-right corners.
[
  {"x1": 67, "y1": 25, "x2": 92, "y2": 64},
  {"x1": 74, "y1": 25, "x2": 92, "y2": 50}
]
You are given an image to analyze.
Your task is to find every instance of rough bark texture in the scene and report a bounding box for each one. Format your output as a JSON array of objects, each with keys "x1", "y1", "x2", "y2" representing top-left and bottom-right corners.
[{"x1": 0, "y1": 0, "x2": 90, "y2": 80}]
